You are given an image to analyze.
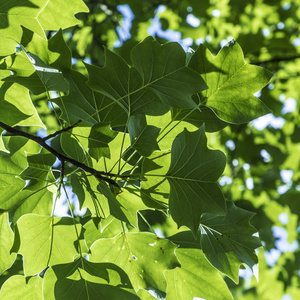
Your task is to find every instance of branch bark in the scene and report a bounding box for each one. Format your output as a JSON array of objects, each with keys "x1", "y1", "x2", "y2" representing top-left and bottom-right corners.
[{"x1": 0, "y1": 121, "x2": 119, "y2": 188}]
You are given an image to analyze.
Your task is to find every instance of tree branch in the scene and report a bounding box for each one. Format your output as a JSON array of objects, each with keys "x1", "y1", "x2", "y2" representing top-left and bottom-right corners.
[
  {"x1": 0, "y1": 121, "x2": 119, "y2": 188},
  {"x1": 42, "y1": 120, "x2": 82, "y2": 141}
]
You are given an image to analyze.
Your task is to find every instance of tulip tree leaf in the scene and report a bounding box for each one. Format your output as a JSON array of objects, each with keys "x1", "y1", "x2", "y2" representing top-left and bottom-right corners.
[
  {"x1": 88, "y1": 122, "x2": 117, "y2": 160},
  {"x1": 189, "y1": 40, "x2": 273, "y2": 123},
  {"x1": 0, "y1": 275, "x2": 43, "y2": 300},
  {"x1": 20, "y1": 150, "x2": 56, "y2": 189},
  {"x1": 43, "y1": 258, "x2": 139, "y2": 300},
  {"x1": 15, "y1": 214, "x2": 87, "y2": 277},
  {"x1": 0, "y1": 0, "x2": 88, "y2": 56},
  {"x1": 0, "y1": 212, "x2": 16, "y2": 275},
  {"x1": 165, "y1": 248, "x2": 233, "y2": 300},
  {"x1": 142, "y1": 125, "x2": 227, "y2": 235},
  {"x1": 86, "y1": 36, "x2": 206, "y2": 117},
  {"x1": 37, "y1": 0, "x2": 89, "y2": 31},
  {"x1": 89, "y1": 232, "x2": 180, "y2": 292},
  {"x1": 128, "y1": 114, "x2": 160, "y2": 157},
  {"x1": 0, "y1": 101, "x2": 30, "y2": 126},
  {"x1": 200, "y1": 201, "x2": 262, "y2": 283}
]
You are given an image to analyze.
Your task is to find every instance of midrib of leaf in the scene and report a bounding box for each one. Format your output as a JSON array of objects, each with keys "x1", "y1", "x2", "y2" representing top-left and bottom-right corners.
[
  {"x1": 83, "y1": 66, "x2": 187, "y2": 125},
  {"x1": 146, "y1": 174, "x2": 217, "y2": 183},
  {"x1": 205, "y1": 62, "x2": 245, "y2": 102},
  {"x1": 200, "y1": 223, "x2": 254, "y2": 250},
  {"x1": 1, "y1": 182, "x2": 55, "y2": 210}
]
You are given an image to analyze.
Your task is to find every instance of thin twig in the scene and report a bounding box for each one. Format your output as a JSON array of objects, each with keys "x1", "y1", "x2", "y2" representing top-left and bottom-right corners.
[{"x1": 42, "y1": 120, "x2": 82, "y2": 141}]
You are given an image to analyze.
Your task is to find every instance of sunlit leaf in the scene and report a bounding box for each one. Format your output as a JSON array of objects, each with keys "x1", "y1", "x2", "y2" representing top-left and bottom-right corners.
[
  {"x1": 0, "y1": 212, "x2": 16, "y2": 275},
  {"x1": 90, "y1": 232, "x2": 180, "y2": 292},
  {"x1": 43, "y1": 258, "x2": 139, "y2": 300},
  {"x1": 189, "y1": 40, "x2": 273, "y2": 123},
  {"x1": 15, "y1": 214, "x2": 87, "y2": 276},
  {"x1": 0, "y1": 275, "x2": 43, "y2": 300}
]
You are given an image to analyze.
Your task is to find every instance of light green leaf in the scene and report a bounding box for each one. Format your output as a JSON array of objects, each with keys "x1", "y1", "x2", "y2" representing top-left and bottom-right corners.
[
  {"x1": 200, "y1": 201, "x2": 261, "y2": 283},
  {"x1": 16, "y1": 214, "x2": 87, "y2": 276},
  {"x1": 10, "y1": 188, "x2": 54, "y2": 224},
  {"x1": 141, "y1": 150, "x2": 171, "y2": 209},
  {"x1": 70, "y1": 172, "x2": 110, "y2": 218},
  {"x1": 0, "y1": 151, "x2": 26, "y2": 211},
  {"x1": 37, "y1": 0, "x2": 89, "y2": 30},
  {"x1": 0, "y1": 212, "x2": 16, "y2": 275},
  {"x1": 43, "y1": 258, "x2": 139, "y2": 300},
  {"x1": 61, "y1": 132, "x2": 86, "y2": 163},
  {"x1": 0, "y1": 0, "x2": 88, "y2": 56},
  {"x1": 0, "y1": 81, "x2": 44, "y2": 127},
  {"x1": 189, "y1": 40, "x2": 273, "y2": 123},
  {"x1": 90, "y1": 232, "x2": 180, "y2": 292},
  {"x1": 0, "y1": 100, "x2": 30, "y2": 126},
  {"x1": 128, "y1": 114, "x2": 160, "y2": 157},
  {"x1": 97, "y1": 181, "x2": 129, "y2": 223},
  {"x1": 165, "y1": 248, "x2": 233, "y2": 300},
  {"x1": 0, "y1": 0, "x2": 47, "y2": 56},
  {"x1": 116, "y1": 187, "x2": 149, "y2": 228},
  {"x1": 0, "y1": 275, "x2": 43, "y2": 300},
  {"x1": 88, "y1": 122, "x2": 117, "y2": 160},
  {"x1": 20, "y1": 150, "x2": 56, "y2": 189}
]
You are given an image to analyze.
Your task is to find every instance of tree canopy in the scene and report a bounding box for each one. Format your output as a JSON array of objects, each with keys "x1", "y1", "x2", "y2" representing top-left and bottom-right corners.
[{"x1": 0, "y1": 0, "x2": 299, "y2": 299}]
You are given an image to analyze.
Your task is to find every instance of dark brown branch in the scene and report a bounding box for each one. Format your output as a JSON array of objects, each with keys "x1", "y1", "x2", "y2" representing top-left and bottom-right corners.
[
  {"x1": 42, "y1": 120, "x2": 82, "y2": 141},
  {"x1": 0, "y1": 121, "x2": 119, "y2": 188}
]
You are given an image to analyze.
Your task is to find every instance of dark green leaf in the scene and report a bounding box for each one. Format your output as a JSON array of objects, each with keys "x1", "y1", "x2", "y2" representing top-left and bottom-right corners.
[{"x1": 200, "y1": 201, "x2": 261, "y2": 283}]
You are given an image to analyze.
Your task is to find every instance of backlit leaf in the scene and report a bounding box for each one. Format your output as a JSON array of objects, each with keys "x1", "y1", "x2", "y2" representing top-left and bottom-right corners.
[
  {"x1": 90, "y1": 232, "x2": 180, "y2": 292},
  {"x1": 200, "y1": 201, "x2": 261, "y2": 283},
  {"x1": 189, "y1": 40, "x2": 273, "y2": 123}
]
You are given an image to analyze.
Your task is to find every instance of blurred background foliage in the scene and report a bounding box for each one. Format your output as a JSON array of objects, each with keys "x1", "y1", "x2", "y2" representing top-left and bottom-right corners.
[{"x1": 37, "y1": 0, "x2": 299, "y2": 299}]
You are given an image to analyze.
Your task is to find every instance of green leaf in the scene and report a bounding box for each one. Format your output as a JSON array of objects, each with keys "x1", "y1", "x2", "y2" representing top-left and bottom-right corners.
[
  {"x1": 128, "y1": 114, "x2": 160, "y2": 157},
  {"x1": 10, "y1": 188, "x2": 54, "y2": 224},
  {"x1": 0, "y1": 0, "x2": 88, "y2": 56},
  {"x1": 54, "y1": 70, "x2": 128, "y2": 127},
  {"x1": 130, "y1": 36, "x2": 207, "y2": 109},
  {"x1": 0, "y1": 212, "x2": 16, "y2": 275},
  {"x1": 165, "y1": 248, "x2": 233, "y2": 300},
  {"x1": 37, "y1": 0, "x2": 89, "y2": 31},
  {"x1": 0, "y1": 81, "x2": 44, "y2": 127},
  {"x1": 0, "y1": 101, "x2": 30, "y2": 126},
  {"x1": 88, "y1": 122, "x2": 117, "y2": 160},
  {"x1": 200, "y1": 201, "x2": 261, "y2": 283},
  {"x1": 0, "y1": 275, "x2": 43, "y2": 300},
  {"x1": 116, "y1": 187, "x2": 149, "y2": 228},
  {"x1": 15, "y1": 214, "x2": 87, "y2": 276},
  {"x1": 171, "y1": 105, "x2": 229, "y2": 132},
  {"x1": 142, "y1": 125, "x2": 227, "y2": 234},
  {"x1": 0, "y1": 151, "x2": 26, "y2": 211},
  {"x1": 20, "y1": 150, "x2": 56, "y2": 189},
  {"x1": 60, "y1": 132, "x2": 86, "y2": 163},
  {"x1": 70, "y1": 172, "x2": 110, "y2": 218},
  {"x1": 189, "y1": 40, "x2": 273, "y2": 123},
  {"x1": 86, "y1": 37, "x2": 206, "y2": 117},
  {"x1": 97, "y1": 181, "x2": 129, "y2": 223},
  {"x1": 0, "y1": 0, "x2": 47, "y2": 56},
  {"x1": 43, "y1": 258, "x2": 139, "y2": 300},
  {"x1": 90, "y1": 232, "x2": 180, "y2": 292}
]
